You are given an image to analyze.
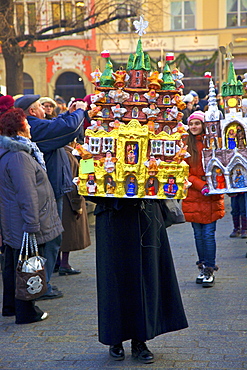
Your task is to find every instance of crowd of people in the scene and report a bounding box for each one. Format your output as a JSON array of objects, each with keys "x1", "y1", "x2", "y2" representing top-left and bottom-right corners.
[{"x1": 0, "y1": 88, "x2": 246, "y2": 364}]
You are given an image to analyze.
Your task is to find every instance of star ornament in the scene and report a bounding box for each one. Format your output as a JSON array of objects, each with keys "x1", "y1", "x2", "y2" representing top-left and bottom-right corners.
[{"x1": 133, "y1": 16, "x2": 149, "y2": 37}]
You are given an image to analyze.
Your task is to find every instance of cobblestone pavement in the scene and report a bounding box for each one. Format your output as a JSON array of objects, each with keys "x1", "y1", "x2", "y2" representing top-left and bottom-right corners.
[{"x1": 0, "y1": 197, "x2": 247, "y2": 370}]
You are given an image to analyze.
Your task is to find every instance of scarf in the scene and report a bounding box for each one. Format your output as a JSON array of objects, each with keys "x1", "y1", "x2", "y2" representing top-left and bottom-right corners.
[{"x1": 12, "y1": 135, "x2": 47, "y2": 171}]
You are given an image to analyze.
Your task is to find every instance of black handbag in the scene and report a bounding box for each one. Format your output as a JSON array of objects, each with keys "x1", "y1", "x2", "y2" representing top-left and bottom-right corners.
[{"x1": 15, "y1": 232, "x2": 47, "y2": 301}]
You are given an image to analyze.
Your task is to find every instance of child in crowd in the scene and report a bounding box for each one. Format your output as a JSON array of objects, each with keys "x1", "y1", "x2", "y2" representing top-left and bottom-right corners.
[{"x1": 182, "y1": 111, "x2": 225, "y2": 287}]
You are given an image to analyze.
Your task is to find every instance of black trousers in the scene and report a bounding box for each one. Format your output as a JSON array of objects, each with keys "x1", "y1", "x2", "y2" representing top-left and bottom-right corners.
[{"x1": 2, "y1": 244, "x2": 44, "y2": 324}]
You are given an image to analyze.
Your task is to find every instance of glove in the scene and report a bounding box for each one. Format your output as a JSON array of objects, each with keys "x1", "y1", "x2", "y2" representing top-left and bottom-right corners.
[{"x1": 201, "y1": 185, "x2": 209, "y2": 196}]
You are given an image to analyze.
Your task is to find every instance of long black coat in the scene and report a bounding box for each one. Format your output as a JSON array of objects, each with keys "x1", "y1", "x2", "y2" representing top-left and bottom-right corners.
[{"x1": 94, "y1": 198, "x2": 188, "y2": 345}]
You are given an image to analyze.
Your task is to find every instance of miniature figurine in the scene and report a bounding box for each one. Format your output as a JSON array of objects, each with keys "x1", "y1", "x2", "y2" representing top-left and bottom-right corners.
[
  {"x1": 173, "y1": 140, "x2": 190, "y2": 164},
  {"x1": 215, "y1": 168, "x2": 226, "y2": 189},
  {"x1": 142, "y1": 103, "x2": 160, "y2": 119},
  {"x1": 127, "y1": 150, "x2": 136, "y2": 164},
  {"x1": 75, "y1": 143, "x2": 93, "y2": 160},
  {"x1": 100, "y1": 150, "x2": 118, "y2": 173},
  {"x1": 109, "y1": 119, "x2": 123, "y2": 129},
  {"x1": 236, "y1": 125, "x2": 246, "y2": 149},
  {"x1": 147, "y1": 71, "x2": 163, "y2": 90},
  {"x1": 144, "y1": 156, "x2": 161, "y2": 175},
  {"x1": 105, "y1": 176, "x2": 116, "y2": 195},
  {"x1": 86, "y1": 173, "x2": 97, "y2": 195},
  {"x1": 91, "y1": 91, "x2": 106, "y2": 104},
  {"x1": 112, "y1": 69, "x2": 129, "y2": 88},
  {"x1": 126, "y1": 176, "x2": 137, "y2": 196},
  {"x1": 144, "y1": 89, "x2": 159, "y2": 103},
  {"x1": 108, "y1": 89, "x2": 130, "y2": 104},
  {"x1": 111, "y1": 103, "x2": 127, "y2": 118},
  {"x1": 146, "y1": 177, "x2": 157, "y2": 196},
  {"x1": 227, "y1": 128, "x2": 237, "y2": 149},
  {"x1": 87, "y1": 119, "x2": 105, "y2": 131},
  {"x1": 87, "y1": 104, "x2": 102, "y2": 119},
  {"x1": 176, "y1": 122, "x2": 189, "y2": 136},
  {"x1": 163, "y1": 176, "x2": 178, "y2": 198},
  {"x1": 183, "y1": 177, "x2": 192, "y2": 196},
  {"x1": 171, "y1": 68, "x2": 184, "y2": 89},
  {"x1": 176, "y1": 111, "x2": 184, "y2": 123},
  {"x1": 174, "y1": 122, "x2": 188, "y2": 135},
  {"x1": 166, "y1": 106, "x2": 179, "y2": 121},
  {"x1": 233, "y1": 169, "x2": 246, "y2": 188},
  {"x1": 147, "y1": 120, "x2": 155, "y2": 132},
  {"x1": 171, "y1": 94, "x2": 186, "y2": 110},
  {"x1": 90, "y1": 68, "x2": 102, "y2": 86},
  {"x1": 126, "y1": 143, "x2": 139, "y2": 164}
]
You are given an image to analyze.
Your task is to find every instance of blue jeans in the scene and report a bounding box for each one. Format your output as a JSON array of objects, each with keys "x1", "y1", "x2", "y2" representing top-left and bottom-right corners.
[
  {"x1": 44, "y1": 196, "x2": 63, "y2": 293},
  {"x1": 191, "y1": 221, "x2": 217, "y2": 268}
]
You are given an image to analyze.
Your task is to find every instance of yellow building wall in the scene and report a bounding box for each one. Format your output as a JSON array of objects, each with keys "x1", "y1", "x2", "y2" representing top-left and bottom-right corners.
[{"x1": 202, "y1": 0, "x2": 218, "y2": 29}]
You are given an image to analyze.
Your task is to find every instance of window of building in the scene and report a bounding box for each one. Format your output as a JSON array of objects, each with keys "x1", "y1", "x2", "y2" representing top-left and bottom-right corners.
[
  {"x1": 150, "y1": 140, "x2": 163, "y2": 155},
  {"x1": 52, "y1": 2, "x2": 62, "y2": 32},
  {"x1": 27, "y1": 3, "x2": 36, "y2": 33},
  {"x1": 16, "y1": 3, "x2": 25, "y2": 34},
  {"x1": 163, "y1": 125, "x2": 171, "y2": 134},
  {"x1": 133, "y1": 93, "x2": 140, "y2": 102},
  {"x1": 102, "y1": 108, "x2": 110, "y2": 118},
  {"x1": 102, "y1": 138, "x2": 114, "y2": 152},
  {"x1": 116, "y1": 1, "x2": 141, "y2": 33},
  {"x1": 171, "y1": 1, "x2": 195, "y2": 30},
  {"x1": 64, "y1": 1, "x2": 73, "y2": 30},
  {"x1": 15, "y1": 1, "x2": 37, "y2": 35},
  {"x1": 132, "y1": 107, "x2": 139, "y2": 118},
  {"x1": 227, "y1": 0, "x2": 247, "y2": 27},
  {"x1": 163, "y1": 95, "x2": 171, "y2": 104},
  {"x1": 89, "y1": 137, "x2": 101, "y2": 154},
  {"x1": 14, "y1": 1, "x2": 86, "y2": 36},
  {"x1": 164, "y1": 141, "x2": 176, "y2": 156},
  {"x1": 50, "y1": 1, "x2": 85, "y2": 33},
  {"x1": 75, "y1": 1, "x2": 85, "y2": 34}
]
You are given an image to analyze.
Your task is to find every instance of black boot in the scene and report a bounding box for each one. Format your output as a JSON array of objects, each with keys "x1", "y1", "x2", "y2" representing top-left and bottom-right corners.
[
  {"x1": 229, "y1": 216, "x2": 240, "y2": 237},
  {"x1": 109, "y1": 343, "x2": 125, "y2": 361},
  {"x1": 131, "y1": 340, "x2": 154, "y2": 364}
]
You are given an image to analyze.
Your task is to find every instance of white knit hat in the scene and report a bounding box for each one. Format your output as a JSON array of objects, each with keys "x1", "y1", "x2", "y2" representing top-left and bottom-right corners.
[{"x1": 183, "y1": 94, "x2": 194, "y2": 103}]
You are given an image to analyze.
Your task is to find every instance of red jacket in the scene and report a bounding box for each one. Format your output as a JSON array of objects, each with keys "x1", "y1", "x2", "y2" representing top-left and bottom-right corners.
[{"x1": 182, "y1": 135, "x2": 225, "y2": 224}]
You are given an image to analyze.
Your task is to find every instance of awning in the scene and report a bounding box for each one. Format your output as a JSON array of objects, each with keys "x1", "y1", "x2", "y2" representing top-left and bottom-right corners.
[{"x1": 232, "y1": 55, "x2": 247, "y2": 69}]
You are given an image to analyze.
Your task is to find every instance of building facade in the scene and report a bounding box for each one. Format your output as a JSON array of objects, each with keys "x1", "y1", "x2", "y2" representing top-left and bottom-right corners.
[
  {"x1": 0, "y1": 0, "x2": 246, "y2": 100},
  {"x1": 0, "y1": 0, "x2": 97, "y2": 102},
  {"x1": 96, "y1": 0, "x2": 247, "y2": 93}
]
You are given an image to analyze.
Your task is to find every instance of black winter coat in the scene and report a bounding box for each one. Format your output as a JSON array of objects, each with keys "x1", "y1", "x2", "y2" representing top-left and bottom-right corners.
[
  {"x1": 0, "y1": 136, "x2": 64, "y2": 249},
  {"x1": 94, "y1": 198, "x2": 188, "y2": 345}
]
